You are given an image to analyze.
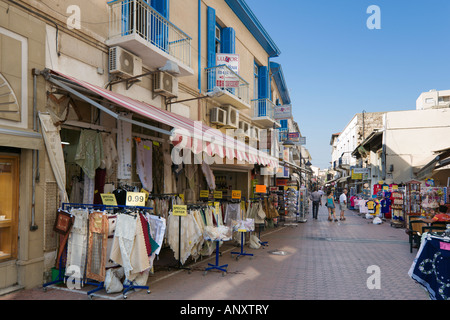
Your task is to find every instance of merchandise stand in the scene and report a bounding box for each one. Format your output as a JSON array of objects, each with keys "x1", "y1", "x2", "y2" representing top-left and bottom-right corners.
[
  {"x1": 250, "y1": 196, "x2": 269, "y2": 247},
  {"x1": 204, "y1": 240, "x2": 228, "y2": 276},
  {"x1": 43, "y1": 202, "x2": 153, "y2": 299},
  {"x1": 231, "y1": 231, "x2": 253, "y2": 260}
]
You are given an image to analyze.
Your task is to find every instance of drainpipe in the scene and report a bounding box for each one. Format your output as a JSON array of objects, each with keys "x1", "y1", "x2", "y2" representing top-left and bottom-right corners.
[
  {"x1": 30, "y1": 69, "x2": 40, "y2": 231},
  {"x1": 198, "y1": 0, "x2": 202, "y2": 93}
]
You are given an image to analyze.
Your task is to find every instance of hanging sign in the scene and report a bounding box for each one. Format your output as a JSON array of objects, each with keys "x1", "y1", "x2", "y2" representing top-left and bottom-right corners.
[
  {"x1": 101, "y1": 193, "x2": 117, "y2": 206},
  {"x1": 216, "y1": 53, "x2": 240, "y2": 88},
  {"x1": 213, "y1": 190, "x2": 222, "y2": 199},
  {"x1": 173, "y1": 205, "x2": 187, "y2": 216},
  {"x1": 126, "y1": 192, "x2": 146, "y2": 207},
  {"x1": 200, "y1": 190, "x2": 210, "y2": 198},
  {"x1": 255, "y1": 185, "x2": 267, "y2": 194},
  {"x1": 274, "y1": 105, "x2": 292, "y2": 119},
  {"x1": 140, "y1": 188, "x2": 150, "y2": 202},
  {"x1": 232, "y1": 190, "x2": 241, "y2": 199}
]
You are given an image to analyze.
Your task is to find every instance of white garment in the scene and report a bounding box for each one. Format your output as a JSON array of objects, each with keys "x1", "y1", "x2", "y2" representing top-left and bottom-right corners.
[
  {"x1": 146, "y1": 214, "x2": 166, "y2": 256},
  {"x1": 65, "y1": 208, "x2": 89, "y2": 278},
  {"x1": 100, "y1": 132, "x2": 118, "y2": 172},
  {"x1": 117, "y1": 113, "x2": 132, "y2": 180},
  {"x1": 83, "y1": 175, "x2": 95, "y2": 204},
  {"x1": 339, "y1": 193, "x2": 347, "y2": 204},
  {"x1": 201, "y1": 162, "x2": 216, "y2": 190},
  {"x1": 135, "y1": 139, "x2": 153, "y2": 192},
  {"x1": 109, "y1": 214, "x2": 137, "y2": 279}
]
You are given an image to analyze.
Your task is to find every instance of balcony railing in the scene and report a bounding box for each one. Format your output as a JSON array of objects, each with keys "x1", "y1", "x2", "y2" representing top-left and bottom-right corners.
[
  {"x1": 107, "y1": 0, "x2": 192, "y2": 68},
  {"x1": 205, "y1": 65, "x2": 250, "y2": 108},
  {"x1": 252, "y1": 98, "x2": 275, "y2": 119}
]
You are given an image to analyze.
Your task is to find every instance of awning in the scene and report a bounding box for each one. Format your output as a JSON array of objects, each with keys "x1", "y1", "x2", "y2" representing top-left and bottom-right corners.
[
  {"x1": 43, "y1": 69, "x2": 278, "y2": 168},
  {"x1": 415, "y1": 147, "x2": 450, "y2": 180}
]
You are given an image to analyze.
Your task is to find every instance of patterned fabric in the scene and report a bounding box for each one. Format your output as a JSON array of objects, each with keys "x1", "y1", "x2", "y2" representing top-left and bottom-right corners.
[
  {"x1": 65, "y1": 208, "x2": 89, "y2": 278},
  {"x1": 86, "y1": 211, "x2": 109, "y2": 282},
  {"x1": 409, "y1": 235, "x2": 450, "y2": 300},
  {"x1": 75, "y1": 130, "x2": 103, "y2": 179}
]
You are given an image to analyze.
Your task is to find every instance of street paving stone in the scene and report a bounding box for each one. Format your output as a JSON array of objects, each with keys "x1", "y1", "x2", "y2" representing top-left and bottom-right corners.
[{"x1": 0, "y1": 205, "x2": 429, "y2": 301}]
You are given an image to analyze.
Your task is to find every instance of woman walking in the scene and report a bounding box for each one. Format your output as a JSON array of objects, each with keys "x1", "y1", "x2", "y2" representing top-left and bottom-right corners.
[{"x1": 326, "y1": 190, "x2": 338, "y2": 222}]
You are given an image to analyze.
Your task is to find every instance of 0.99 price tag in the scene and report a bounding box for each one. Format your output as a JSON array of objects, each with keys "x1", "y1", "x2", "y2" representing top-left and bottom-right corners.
[{"x1": 126, "y1": 192, "x2": 146, "y2": 207}]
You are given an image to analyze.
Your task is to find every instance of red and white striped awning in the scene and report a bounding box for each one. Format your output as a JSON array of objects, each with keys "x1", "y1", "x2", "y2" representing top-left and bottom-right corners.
[{"x1": 48, "y1": 70, "x2": 279, "y2": 168}]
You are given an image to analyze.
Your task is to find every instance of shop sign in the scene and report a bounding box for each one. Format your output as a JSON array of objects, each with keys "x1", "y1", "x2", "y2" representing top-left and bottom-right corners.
[
  {"x1": 213, "y1": 190, "x2": 222, "y2": 199},
  {"x1": 200, "y1": 190, "x2": 210, "y2": 198},
  {"x1": 274, "y1": 105, "x2": 292, "y2": 119},
  {"x1": 101, "y1": 193, "x2": 117, "y2": 206},
  {"x1": 126, "y1": 192, "x2": 146, "y2": 207},
  {"x1": 173, "y1": 205, "x2": 187, "y2": 216},
  {"x1": 216, "y1": 53, "x2": 240, "y2": 88},
  {"x1": 255, "y1": 185, "x2": 267, "y2": 193},
  {"x1": 232, "y1": 190, "x2": 241, "y2": 199}
]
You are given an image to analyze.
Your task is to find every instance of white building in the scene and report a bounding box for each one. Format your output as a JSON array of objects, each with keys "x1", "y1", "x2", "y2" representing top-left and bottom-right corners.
[{"x1": 416, "y1": 89, "x2": 450, "y2": 110}]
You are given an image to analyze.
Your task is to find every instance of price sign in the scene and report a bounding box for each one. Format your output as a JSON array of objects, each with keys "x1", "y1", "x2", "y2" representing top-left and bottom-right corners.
[
  {"x1": 141, "y1": 188, "x2": 149, "y2": 202},
  {"x1": 200, "y1": 190, "x2": 210, "y2": 198},
  {"x1": 255, "y1": 185, "x2": 267, "y2": 193},
  {"x1": 232, "y1": 190, "x2": 241, "y2": 199},
  {"x1": 213, "y1": 190, "x2": 222, "y2": 199},
  {"x1": 173, "y1": 205, "x2": 187, "y2": 216},
  {"x1": 126, "y1": 192, "x2": 146, "y2": 207},
  {"x1": 101, "y1": 193, "x2": 117, "y2": 206}
]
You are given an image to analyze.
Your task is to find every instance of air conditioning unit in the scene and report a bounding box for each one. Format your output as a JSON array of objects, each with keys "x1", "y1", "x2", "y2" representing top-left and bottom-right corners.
[
  {"x1": 210, "y1": 107, "x2": 227, "y2": 126},
  {"x1": 250, "y1": 126, "x2": 260, "y2": 141},
  {"x1": 223, "y1": 105, "x2": 239, "y2": 129},
  {"x1": 153, "y1": 71, "x2": 178, "y2": 98},
  {"x1": 109, "y1": 46, "x2": 142, "y2": 78},
  {"x1": 238, "y1": 120, "x2": 251, "y2": 137}
]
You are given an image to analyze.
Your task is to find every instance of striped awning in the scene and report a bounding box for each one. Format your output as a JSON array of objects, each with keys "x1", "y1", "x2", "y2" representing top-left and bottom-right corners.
[{"x1": 46, "y1": 69, "x2": 278, "y2": 168}]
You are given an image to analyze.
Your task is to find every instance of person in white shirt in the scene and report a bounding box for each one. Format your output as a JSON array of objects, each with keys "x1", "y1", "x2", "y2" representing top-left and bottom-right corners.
[{"x1": 339, "y1": 189, "x2": 348, "y2": 221}]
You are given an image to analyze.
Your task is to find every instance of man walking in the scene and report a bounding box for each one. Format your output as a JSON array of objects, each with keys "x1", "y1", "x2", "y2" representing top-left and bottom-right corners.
[
  {"x1": 310, "y1": 187, "x2": 322, "y2": 219},
  {"x1": 339, "y1": 188, "x2": 348, "y2": 221}
]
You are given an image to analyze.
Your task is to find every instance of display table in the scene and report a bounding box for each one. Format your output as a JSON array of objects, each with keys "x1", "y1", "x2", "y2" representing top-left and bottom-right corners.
[{"x1": 409, "y1": 232, "x2": 450, "y2": 300}]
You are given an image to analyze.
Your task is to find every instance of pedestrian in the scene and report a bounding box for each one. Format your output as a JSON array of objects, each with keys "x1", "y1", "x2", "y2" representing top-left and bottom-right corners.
[
  {"x1": 339, "y1": 188, "x2": 348, "y2": 221},
  {"x1": 309, "y1": 187, "x2": 322, "y2": 219},
  {"x1": 326, "y1": 190, "x2": 338, "y2": 222}
]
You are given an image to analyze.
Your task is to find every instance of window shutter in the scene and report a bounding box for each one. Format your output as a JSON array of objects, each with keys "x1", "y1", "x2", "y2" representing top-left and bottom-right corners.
[
  {"x1": 258, "y1": 65, "x2": 269, "y2": 99},
  {"x1": 151, "y1": 0, "x2": 168, "y2": 18},
  {"x1": 207, "y1": 7, "x2": 216, "y2": 91},
  {"x1": 221, "y1": 27, "x2": 235, "y2": 54}
]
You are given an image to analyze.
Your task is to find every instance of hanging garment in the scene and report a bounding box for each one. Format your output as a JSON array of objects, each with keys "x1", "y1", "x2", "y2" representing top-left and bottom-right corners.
[
  {"x1": 83, "y1": 175, "x2": 95, "y2": 205},
  {"x1": 224, "y1": 203, "x2": 241, "y2": 225},
  {"x1": 184, "y1": 164, "x2": 197, "y2": 190},
  {"x1": 93, "y1": 168, "x2": 106, "y2": 205},
  {"x1": 109, "y1": 214, "x2": 137, "y2": 279},
  {"x1": 127, "y1": 214, "x2": 151, "y2": 281},
  {"x1": 152, "y1": 142, "x2": 164, "y2": 194},
  {"x1": 201, "y1": 161, "x2": 216, "y2": 190},
  {"x1": 70, "y1": 177, "x2": 83, "y2": 204},
  {"x1": 100, "y1": 132, "x2": 118, "y2": 172},
  {"x1": 145, "y1": 214, "x2": 166, "y2": 256},
  {"x1": 74, "y1": 129, "x2": 104, "y2": 180},
  {"x1": 117, "y1": 113, "x2": 132, "y2": 180},
  {"x1": 65, "y1": 208, "x2": 89, "y2": 279},
  {"x1": 163, "y1": 145, "x2": 175, "y2": 194},
  {"x1": 167, "y1": 212, "x2": 202, "y2": 265},
  {"x1": 86, "y1": 211, "x2": 109, "y2": 282},
  {"x1": 135, "y1": 139, "x2": 153, "y2": 192}
]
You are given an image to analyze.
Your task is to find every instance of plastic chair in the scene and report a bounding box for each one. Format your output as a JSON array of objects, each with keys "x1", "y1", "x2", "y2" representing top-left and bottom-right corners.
[{"x1": 409, "y1": 220, "x2": 427, "y2": 253}]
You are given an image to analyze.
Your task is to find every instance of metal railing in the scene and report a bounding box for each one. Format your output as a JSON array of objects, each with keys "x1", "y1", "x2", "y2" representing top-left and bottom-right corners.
[
  {"x1": 107, "y1": 0, "x2": 192, "y2": 67},
  {"x1": 205, "y1": 65, "x2": 250, "y2": 105},
  {"x1": 251, "y1": 98, "x2": 275, "y2": 119}
]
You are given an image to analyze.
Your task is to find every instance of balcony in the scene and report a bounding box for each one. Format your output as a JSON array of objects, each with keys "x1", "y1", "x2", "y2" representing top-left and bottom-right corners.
[
  {"x1": 251, "y1": 98, "x2": 281, "y2": 129},
  {"x1": 106, "y1": 0, "x2": 193, "y2": 76},
  {"x1": 205, "y1": 65, "x2": 251, "y2": 110}
]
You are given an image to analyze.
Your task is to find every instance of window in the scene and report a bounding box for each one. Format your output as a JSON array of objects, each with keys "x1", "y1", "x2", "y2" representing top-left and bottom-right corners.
[
  {"x1": 0, "y1": 155, "x2": 19, "y2": 262},
  {"x1": 215, "y1": 24, "x2": 222, "y2": 53},
  {"x1": 254, "y1": 62, "x2": 259, "y2": 99}
]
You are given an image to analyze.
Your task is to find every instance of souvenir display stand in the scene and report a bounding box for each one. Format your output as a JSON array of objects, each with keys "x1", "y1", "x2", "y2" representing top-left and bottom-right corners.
[
  {"x1": 230, "y1": 202, "x2": 254, "y2": 261},
  {"x1": 405, "y1": 180, "x2": 422, "y2": 226},
  {"x1": 284, "y1": 186, "x2": 300, "y2": 226},
  {"x1": 43, "y1": 202, "x2": 153, "y2": 299},
  {"x1": 203, "y1": 240, "x2": 228, "y2": 276},
  {"x1": 390, "y1": 190, "x2": 405, "y2": 228}
]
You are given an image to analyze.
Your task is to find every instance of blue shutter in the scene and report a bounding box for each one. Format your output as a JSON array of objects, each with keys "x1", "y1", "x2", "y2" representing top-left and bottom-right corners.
[
  {"x1": 151, "y1": 0, "x2": 168, "y2": 18},
  {"x1": 221, "y1": 27, "x2": 235, "y2": 54},
  {"x1": 258, "y1": 66, "x2": 269, "y2": 116},
  {"x1": 207, "y1": 7, "x2": 216, "y2": 91}
]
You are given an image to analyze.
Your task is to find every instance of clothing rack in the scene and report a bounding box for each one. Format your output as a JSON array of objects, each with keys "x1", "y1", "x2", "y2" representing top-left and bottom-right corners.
[
  {"x1": 43, "y1": 203, "x2": 153, "y2": 299},
  {"x1": 230, "y1": 199, "x2": 254, "y2": 261}
]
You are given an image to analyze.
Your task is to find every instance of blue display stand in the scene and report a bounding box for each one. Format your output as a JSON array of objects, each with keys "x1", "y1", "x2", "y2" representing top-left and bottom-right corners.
[
  {"x1": 231, "y1": 231, "x2": 253, "y2": 260},
  {"x1": 204, "y1": 240, "x2": 228, "y2": 276}
]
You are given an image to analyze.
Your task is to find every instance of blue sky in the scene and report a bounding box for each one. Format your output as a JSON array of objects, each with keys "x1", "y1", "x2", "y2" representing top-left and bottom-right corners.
[{"x1": 245, "y1": 0, "x2": 450, "y2": 170}]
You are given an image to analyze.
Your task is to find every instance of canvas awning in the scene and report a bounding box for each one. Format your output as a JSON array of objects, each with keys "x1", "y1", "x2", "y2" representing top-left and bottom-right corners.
[{"x1": 42, "y1": 69, "x2": 278, "y2": 168}]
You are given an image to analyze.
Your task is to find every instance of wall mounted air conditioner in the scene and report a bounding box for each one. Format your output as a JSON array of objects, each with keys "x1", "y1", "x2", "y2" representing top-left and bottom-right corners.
[
  {"x1": 153, "y1": 71, "x2": 179, "y2": 98},
  {"x1": 238, "y1": 120, "x2": 251, "y2": 137},
  {"x1": 250, "y1": 126, "x2": 261, "y2": 141},
  {"x1": 210, "y1": 107, "x2": 227, "y2": 126},
  {"x1": 109, "y1": 46, "x2": 142, "y2": 78},
  {"x1": 223, "y1": 105, "x2": 239, "y2": 129}
]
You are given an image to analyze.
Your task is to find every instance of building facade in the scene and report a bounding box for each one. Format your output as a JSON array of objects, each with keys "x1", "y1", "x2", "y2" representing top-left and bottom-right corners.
[{"x1": 0, "y1": 0, "x2": 303, "y2": 292}]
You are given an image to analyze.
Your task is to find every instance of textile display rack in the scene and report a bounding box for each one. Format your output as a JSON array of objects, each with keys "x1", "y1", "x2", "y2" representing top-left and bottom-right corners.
[
  {"x1": 43, "y1": 202, "x2": 154, "y2": 299},
  {"x1": 250, "y1": 195, "x2": 269, "y2": 247},
  {"x1": 230, "y1": 198, "x2": 254, "y2": 261},
  {"x1": 203, "y1": 240, "x2": 229, "y2": 276}
]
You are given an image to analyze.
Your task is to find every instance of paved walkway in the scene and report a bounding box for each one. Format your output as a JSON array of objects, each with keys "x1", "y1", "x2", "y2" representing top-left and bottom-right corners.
[{"x1": 1, "y1": 205, "x2": 429, "y2": 301}]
